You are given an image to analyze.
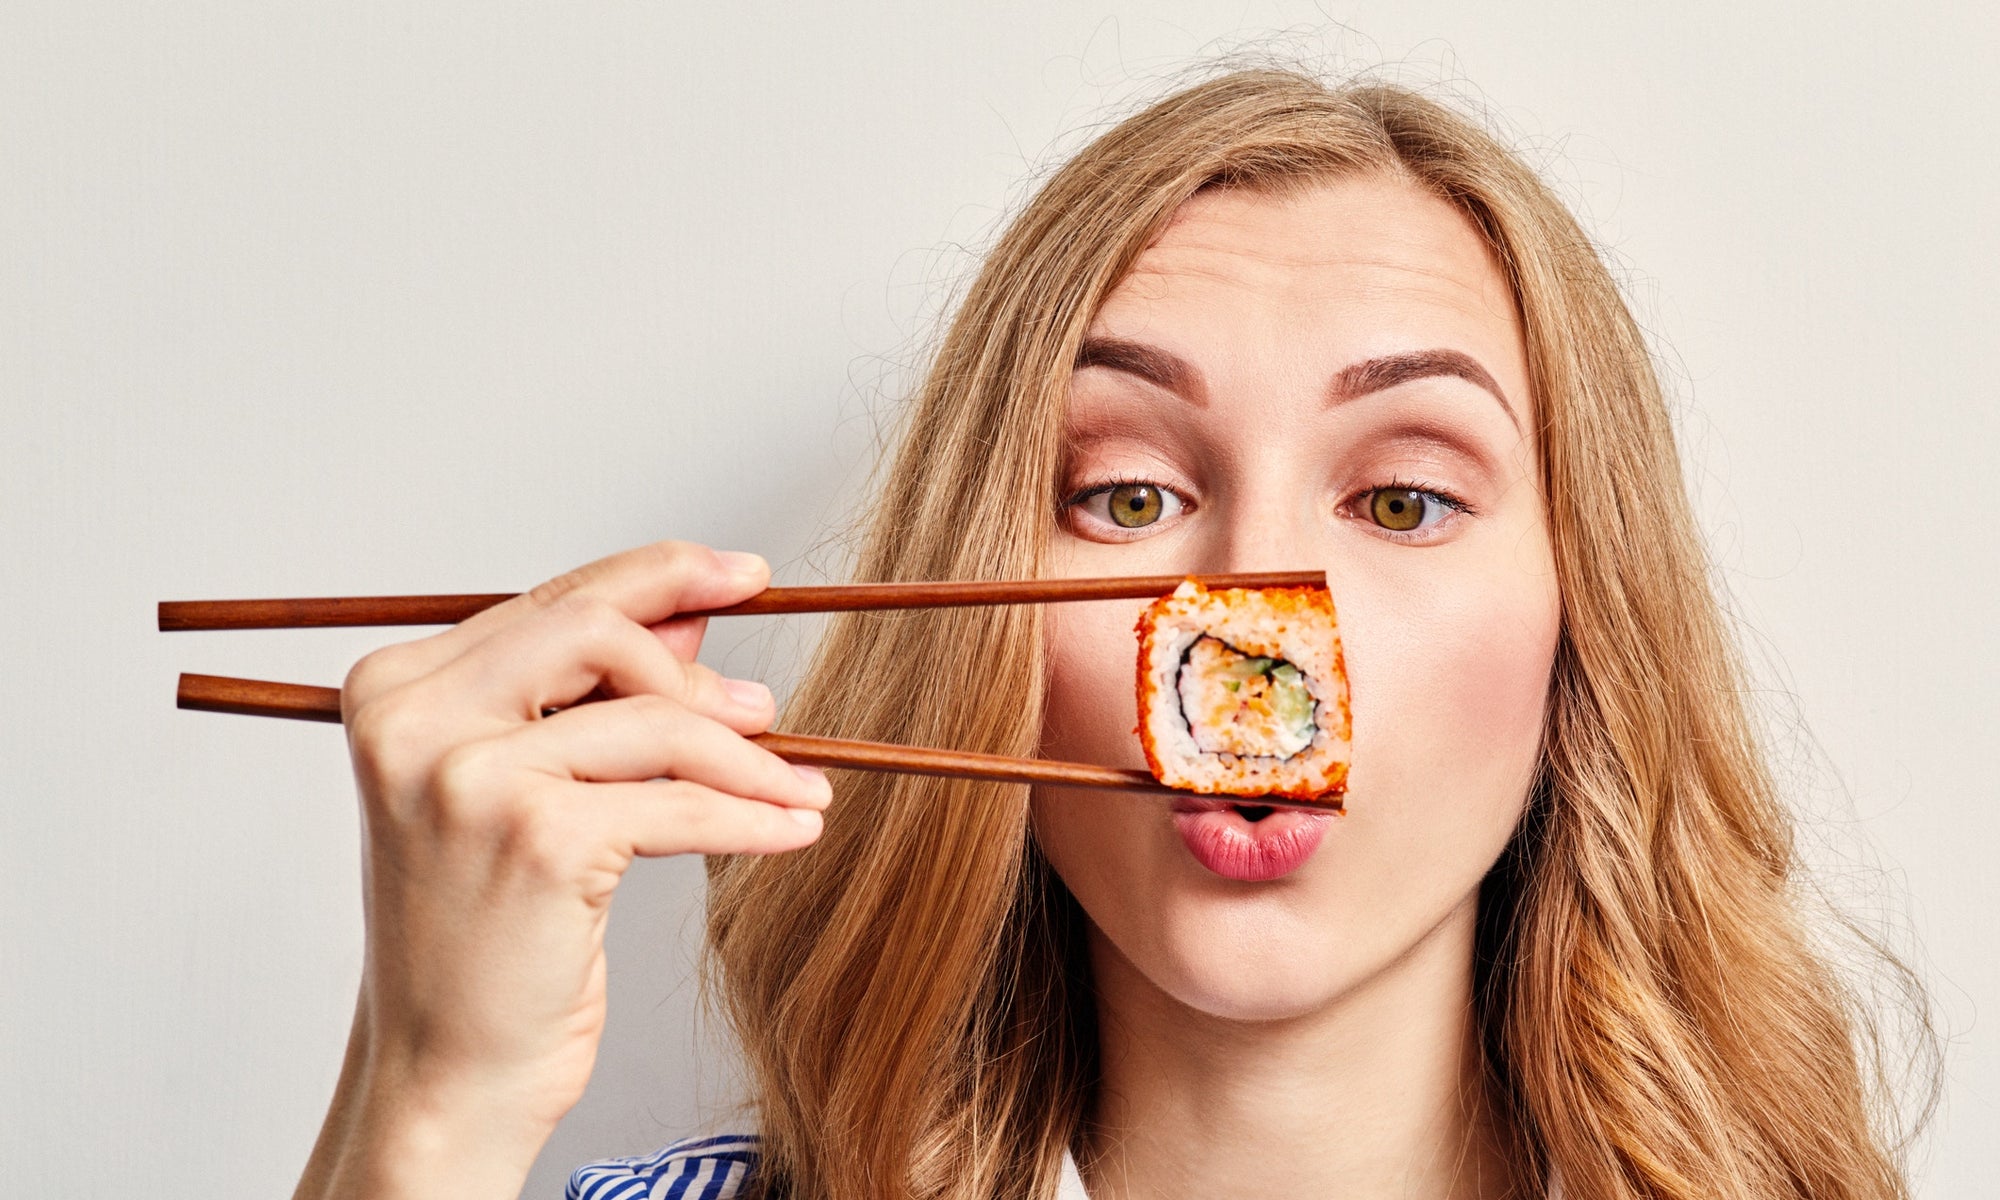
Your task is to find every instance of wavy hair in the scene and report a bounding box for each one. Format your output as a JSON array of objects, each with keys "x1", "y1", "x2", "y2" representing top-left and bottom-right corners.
[{"x1": 704, "y1": 67, "x2": 1929, "y2": 1200}]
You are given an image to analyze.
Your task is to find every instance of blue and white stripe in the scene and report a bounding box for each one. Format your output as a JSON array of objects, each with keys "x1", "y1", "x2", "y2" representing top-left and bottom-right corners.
[
  {"x1": 568, "y1": 1132, "x2": 1094, "y2": 1199},
  {"x1": 566, "y1": 1133, "x2": 761, "y2": 1200}
]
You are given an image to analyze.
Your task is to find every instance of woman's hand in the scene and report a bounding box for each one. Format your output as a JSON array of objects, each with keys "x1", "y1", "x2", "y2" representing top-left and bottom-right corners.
[{"x1": 293, "y1": 541, "x2": 831, "y2": 1199}]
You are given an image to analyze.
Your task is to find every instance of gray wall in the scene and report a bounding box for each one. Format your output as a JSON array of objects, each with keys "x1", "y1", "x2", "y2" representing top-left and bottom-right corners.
[{"x1": 4, "y1": 3, "x2": 1992, "y2": 1195}]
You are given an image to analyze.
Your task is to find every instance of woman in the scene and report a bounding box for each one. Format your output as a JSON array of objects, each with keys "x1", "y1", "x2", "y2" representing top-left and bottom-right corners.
[{"x1": 292, "y1": 69, "x2": 1921, "y2": 1199}]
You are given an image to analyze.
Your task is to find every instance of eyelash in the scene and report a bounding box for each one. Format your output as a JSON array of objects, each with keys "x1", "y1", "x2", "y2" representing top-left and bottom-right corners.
[
  {"x1": 1062, "y1": 474, "x2": 1173, "y2": 508},
  {"x1": 1060, "y1": 474, "x2": 1477, "y2": 541}
]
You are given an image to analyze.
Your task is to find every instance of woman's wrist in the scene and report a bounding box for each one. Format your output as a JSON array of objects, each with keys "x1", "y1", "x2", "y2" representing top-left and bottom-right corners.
[
  {"x1": 344, "y1": 1085, "x2": 550, "y2": 1199},
  {"x1": 295, "y1": 1028, "x2": 561, "y2": 1200}
]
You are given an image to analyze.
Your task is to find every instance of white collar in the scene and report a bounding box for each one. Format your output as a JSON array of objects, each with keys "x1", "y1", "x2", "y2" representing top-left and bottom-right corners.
[{"x1": 1057, "y1": 1149, "x2": 1090, "y2": 1199}]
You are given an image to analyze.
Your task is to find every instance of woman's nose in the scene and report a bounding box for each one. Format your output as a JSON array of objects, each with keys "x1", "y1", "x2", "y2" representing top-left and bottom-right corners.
[{"x1": 1202, "y1": 482, "x2": 1331, "y2": 578}]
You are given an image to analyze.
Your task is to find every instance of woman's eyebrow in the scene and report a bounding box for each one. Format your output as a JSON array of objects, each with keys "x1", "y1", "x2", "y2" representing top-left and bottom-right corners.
[
  {"x1": 1074, "y1": 336, "x2": 1210, "y2": 405},
  {"x1": 1075, "y1": 336, "x2": 1518, "y2": 430},
  {"x1": 1328, "y1": 349, "x2": 1519, "y2": 431}
]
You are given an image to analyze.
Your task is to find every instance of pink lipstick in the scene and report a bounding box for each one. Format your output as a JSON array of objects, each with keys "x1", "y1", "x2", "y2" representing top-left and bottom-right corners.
[{"x1": 1171, "y1": 798, "x2": 1333, "y2": 881}]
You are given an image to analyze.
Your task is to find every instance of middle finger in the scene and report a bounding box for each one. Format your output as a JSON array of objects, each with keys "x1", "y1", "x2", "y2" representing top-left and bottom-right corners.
[{"x1": 420, "y1": 593, "x2": 758, "y2": 729}]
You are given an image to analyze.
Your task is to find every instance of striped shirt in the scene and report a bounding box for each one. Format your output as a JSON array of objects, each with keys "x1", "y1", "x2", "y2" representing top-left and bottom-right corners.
[{"x1": 567, "y1": 1135, "x2": 1091, "y2": 1200}]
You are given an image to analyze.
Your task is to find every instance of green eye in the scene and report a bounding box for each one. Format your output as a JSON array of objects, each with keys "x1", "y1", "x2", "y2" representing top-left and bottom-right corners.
[
  {"x1": 1109, "y1": 483, "x2": 1165, "y2": 528},
  {"x1": 1370, "y1": 488, "x2": 1428, "y2": 532}
]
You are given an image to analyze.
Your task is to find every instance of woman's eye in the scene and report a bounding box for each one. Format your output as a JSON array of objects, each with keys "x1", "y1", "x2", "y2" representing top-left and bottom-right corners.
[
  {"x1": 1365, "y1": 487, "x2": 1459, "y2": 534},
  {"x1": 1068, "y1": 481, "x2": 1187, "y2": 534},
  {"x1": 1108, "y1": 483, "x2": 1166, "y2": 528}
]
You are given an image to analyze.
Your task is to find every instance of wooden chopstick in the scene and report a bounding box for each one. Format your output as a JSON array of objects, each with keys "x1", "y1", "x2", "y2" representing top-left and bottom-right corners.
[
  {"x1": 158, "y1": 571, "x2": 1327, "y2": 631},
  {"x1": 173, "y1": 672, "x2": 1278, "y2": 801}
]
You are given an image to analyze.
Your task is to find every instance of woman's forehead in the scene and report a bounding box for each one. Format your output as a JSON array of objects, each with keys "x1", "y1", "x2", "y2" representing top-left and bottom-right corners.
[
  {"x1": 1167, "y1": 173, "x2": 1494, "y2": 256},
  {"x1": 1083, "y1": 175, "x2": 1530, "y2": 415}
]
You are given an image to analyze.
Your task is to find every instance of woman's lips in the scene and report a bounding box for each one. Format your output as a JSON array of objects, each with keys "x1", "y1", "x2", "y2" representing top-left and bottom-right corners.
[{"x1": 1170, "y1": 798, "x2": 1333, "y2": 881}]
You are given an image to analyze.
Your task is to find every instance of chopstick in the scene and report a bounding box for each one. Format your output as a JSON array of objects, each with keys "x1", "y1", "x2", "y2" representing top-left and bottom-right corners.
[
  {"x1": 166, "y1": 570, "x2": 1344, "y2": 808},
  {"x1": 172, "y1": 672, "x2": 1243, "y2": 801},
  {"x1": 158, "y1": 570, "x2": 1327, "y2": 631}
]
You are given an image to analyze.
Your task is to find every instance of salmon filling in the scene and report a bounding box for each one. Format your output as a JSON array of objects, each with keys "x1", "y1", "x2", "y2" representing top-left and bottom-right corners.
[{"x1": 1174, "y1": 635, "x2": 1317, "y2": 759}]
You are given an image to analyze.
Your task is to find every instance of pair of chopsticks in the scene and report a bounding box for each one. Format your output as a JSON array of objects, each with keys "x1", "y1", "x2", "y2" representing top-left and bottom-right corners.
[{"x1": 163, "y1": 570, "x2": 1326, "y2": 799}]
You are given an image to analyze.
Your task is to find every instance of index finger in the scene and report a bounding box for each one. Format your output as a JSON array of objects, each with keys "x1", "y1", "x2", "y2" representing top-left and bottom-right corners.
[{"x1": 426, "y1": 541, "x2": 770, "y2": 670}]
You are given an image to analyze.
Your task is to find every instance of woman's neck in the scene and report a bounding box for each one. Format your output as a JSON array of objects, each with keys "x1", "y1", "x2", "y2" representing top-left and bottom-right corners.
[{"x1": 1078, "y1": 896, "x2": 1517, "y2": 1199}]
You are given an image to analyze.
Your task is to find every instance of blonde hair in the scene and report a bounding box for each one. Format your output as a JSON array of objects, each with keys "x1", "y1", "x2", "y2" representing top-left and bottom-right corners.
[{"x1": 705, "y1": 68, "x2": 1928, "y2": 1199}]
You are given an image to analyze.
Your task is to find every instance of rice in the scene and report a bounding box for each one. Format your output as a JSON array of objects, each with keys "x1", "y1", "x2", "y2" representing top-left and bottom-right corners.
[{"x1": 1134, "y1": 579, "x2": 1350, "y2": 806}]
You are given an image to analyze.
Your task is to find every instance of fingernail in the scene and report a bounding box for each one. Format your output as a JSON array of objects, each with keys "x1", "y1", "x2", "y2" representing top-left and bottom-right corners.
[
  {"x1": 788, "y1": 807, "x2": 823, "y2": 830},
  {"x1": 716, "y1": 550, "x2": 767, "y2": 578},
  {"x1": 723, "y1": 677, "x2": 771, "y2": 709},
  {"x1": 791, "y1": 763, "x2": 830, "y2": 795}
]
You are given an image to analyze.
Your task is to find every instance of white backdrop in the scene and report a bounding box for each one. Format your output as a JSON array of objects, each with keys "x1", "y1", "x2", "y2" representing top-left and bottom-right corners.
[{"x1": 4, "y1": 3, "x2": 1994, "y2": 1196}]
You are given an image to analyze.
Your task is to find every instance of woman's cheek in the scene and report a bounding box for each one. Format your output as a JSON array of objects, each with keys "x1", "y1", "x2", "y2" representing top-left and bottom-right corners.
[
  {"x1": 1333, "y1": 530, "x2": 1559, "y2": 835},
  {"x1": 1033, "y1": 597, "x2": 1170, "y2": 933},
  {"x1": 1039, "y1": 598, "x2": 1151, "y2": 770}
]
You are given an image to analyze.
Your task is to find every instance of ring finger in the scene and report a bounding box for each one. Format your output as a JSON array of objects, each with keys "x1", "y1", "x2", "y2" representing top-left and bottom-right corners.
[{"x1": 500, "y1": 693, "x2": 832, "y2": 810}]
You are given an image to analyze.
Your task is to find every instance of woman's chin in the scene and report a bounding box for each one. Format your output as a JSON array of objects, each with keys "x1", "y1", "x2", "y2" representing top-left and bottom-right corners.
[
  {"x1": 1159, "y1": 966, "x2": 1360, "y2": 1026},
  {"x1": 1093, "y1": 914, "x2": 1365, "y2": 1026},
  {"x1": 1166, "y1": 976, "x2": 1344, "y2": 1025}
]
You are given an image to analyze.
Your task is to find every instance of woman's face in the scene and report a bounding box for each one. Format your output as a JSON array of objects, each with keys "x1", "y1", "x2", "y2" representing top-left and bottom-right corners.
[{"x1": 1033, "y1": 173, "x2": 1561, "y2": 1022}]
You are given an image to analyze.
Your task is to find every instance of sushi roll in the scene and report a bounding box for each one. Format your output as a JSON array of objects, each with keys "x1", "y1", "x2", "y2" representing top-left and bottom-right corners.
[{"x1": 1135, "y1": 579, "x2": 1351, "y2": 806}]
